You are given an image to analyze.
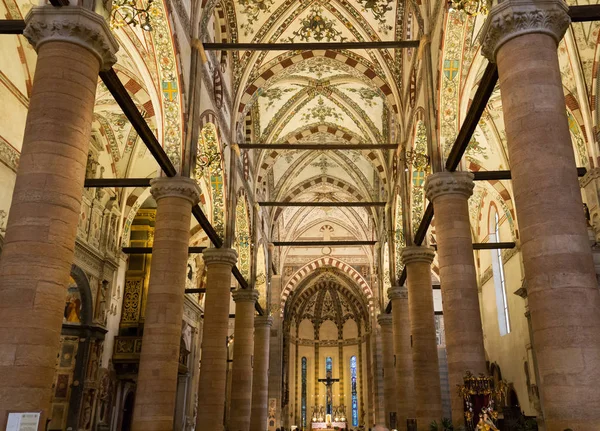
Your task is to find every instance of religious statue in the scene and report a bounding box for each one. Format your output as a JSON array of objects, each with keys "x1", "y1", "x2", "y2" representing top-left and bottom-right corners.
[{"x1": 65, "y1": 295, "x2": 81, "y2": 323}]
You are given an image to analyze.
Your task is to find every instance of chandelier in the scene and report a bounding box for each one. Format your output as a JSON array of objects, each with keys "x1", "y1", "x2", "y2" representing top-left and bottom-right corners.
[
  {"x1": 111, "y1": 0, "x2": 155, "y2": 31},
  {"x1": 447, "y1": 0, "x2": 491, "y2": 16}
]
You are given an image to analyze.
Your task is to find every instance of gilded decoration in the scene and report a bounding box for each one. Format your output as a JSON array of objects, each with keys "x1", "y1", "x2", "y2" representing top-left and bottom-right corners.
[
  {"x1": 234, "y1": 195, "x2": 251, "y2": 281},
  {"x1": 121, "y1": 278, "x2": 143, "y2": 324},
  {"x1": 410, "y1": 121, "x2": 430, "y2": 236},
  {"x1": 285, "y1": 6, "x2": 347, "y2": 43},
  {"x1": 196, "y1": 124, "x2": 226, "y2": 239}
]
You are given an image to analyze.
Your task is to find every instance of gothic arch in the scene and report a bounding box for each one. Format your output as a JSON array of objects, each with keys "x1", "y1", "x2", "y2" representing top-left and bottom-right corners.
[{"x1": 280, "y1": 257, "x2": 373, "y2": 311}]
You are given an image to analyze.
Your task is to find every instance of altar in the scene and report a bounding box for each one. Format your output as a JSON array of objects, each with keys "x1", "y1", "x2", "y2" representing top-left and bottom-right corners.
[{"x1": 311, "y1": 421, "x2": 347, "y2": 429}]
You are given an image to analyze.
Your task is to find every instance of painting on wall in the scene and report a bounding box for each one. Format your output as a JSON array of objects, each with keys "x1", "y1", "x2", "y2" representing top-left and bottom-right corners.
[{"x1": 64, "y1": 276, "x2": 82, "y2": 324}]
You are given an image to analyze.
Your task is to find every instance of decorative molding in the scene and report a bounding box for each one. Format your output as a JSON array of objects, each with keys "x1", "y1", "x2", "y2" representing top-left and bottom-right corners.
[
  {"x1": 480, "y1": 0, "x2": 570, "y2": 62},
  {"x1": 580, "y1": 167, "x2": 600, "y2": 188},
  {"x1": 232, "y1": 288, "x2": 259, "y2": 303},
  {"x1": 150, "y1": 176, "x2": 201, "y2": 205},
  {"x1": 202, "y1": 247, "x2": 238, "y2": 267},
  {"x1": 400, "y1": 245, "x2": 435, "y2": 265},
  {"x1": 387, "y1": 285, "x2": 408, "y2": 301},
  {"x1": 23, "y1": 6, "x2": 119, "y2": 71},
  {"x1": 425, "y1": 171, "x2": 475, "y2": 202},
  {"x1": 0, "y1": 136, "x2": 19, "y2": 172}
]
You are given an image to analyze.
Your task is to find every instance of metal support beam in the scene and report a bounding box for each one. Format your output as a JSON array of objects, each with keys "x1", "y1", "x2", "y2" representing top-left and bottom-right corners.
[
  {"x1": 84, "y1": 178, "x2": 152, "y2": 188},
  {"x1": 100, "y1": 69, "x2": 177, "y2": 176},
  {"x1": 0, "y1": 20, "x2": 25, "y2": 34},
  {"x1": 259, "y1": 202, "x2": 386, "y2": 207},
  {"x1": 122, "y1": 246, "x2": 206, "y2": 254},
  {"x1": 185, "y1": 287, "x2": 235, "y2": 294},
  {"x1": 446, "y1": 63, "x2": 499, "y2": 171},
  {"x1": 473, "y1": 167, "x2": 587, "y2": 181},
  {"x1": 202, "y1": 41, "x2": 421, "y2": 51},
  {"x1": 273, "y1": 241, "x2": 376, "y2": 247},
  {"x1": 237, "y1": 143, "x2": 397, "y2": 150},
  {"x1": 432, "y1": 242, "x2": 515, "y2": 251},
  {"x1": 569, "y1": 5, "x2": 600, "y2": 22}
]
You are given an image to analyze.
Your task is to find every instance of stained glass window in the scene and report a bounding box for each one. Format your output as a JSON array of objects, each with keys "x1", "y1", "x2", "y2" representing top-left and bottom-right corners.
[
  {"x1": 302, "y1": 357, "x2": 307, "y2": 427},
  {"x1": 350, "y1": 356, "x2": 358, "y2": 426},
  {"x1": 326, "y1": 357, "x2": 333, "y2": 414}
]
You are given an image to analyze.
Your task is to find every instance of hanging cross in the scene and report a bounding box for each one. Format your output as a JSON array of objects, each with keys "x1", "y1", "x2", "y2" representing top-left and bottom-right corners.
[{"x1": 318, "y1": 372, "x2": 340, "y2": 416}]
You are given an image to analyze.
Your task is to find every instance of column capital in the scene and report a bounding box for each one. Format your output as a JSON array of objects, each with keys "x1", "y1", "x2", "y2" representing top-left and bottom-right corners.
[
  {"x1": 150, "y1": 176, "x2": 201, "y2": 205},
  {"x1": 377, "y1": 313, "x2": 393, "y2": 326},
  {"x1": 24, "y1": 6, "x2": 119, "y2": 71},
  {"x1": 388, "y1": 285, "x2": 408, "y2": 301},
  {"x1": 425, "y1": 171, "x2": 474, "y2": 202},
  {"x1": 255, "y1": 315, "x2": 274, "y2": 328},
  {"x1": 232, "y1": 288, "x2": 259, "y2": 303},
  {"x1": 202, "y1": 248, "x2": 238, "y2": 267},
  {"x1": 480, "y1": 0, "x2": 570, "y2": 62},
  {"x1": 401, "y1": 246, "x2": 435, "y2": 266}
]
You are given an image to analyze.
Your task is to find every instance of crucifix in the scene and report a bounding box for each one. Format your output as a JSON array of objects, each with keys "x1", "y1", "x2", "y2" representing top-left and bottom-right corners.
[{"x1": 318, "y1": 369, "x2": 340, "y2": 416}]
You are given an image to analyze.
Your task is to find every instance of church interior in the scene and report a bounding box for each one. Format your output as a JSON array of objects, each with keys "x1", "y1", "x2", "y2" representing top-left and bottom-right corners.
[{"x1": 1, "y1": 0, "x2": 600, "y2": 430}]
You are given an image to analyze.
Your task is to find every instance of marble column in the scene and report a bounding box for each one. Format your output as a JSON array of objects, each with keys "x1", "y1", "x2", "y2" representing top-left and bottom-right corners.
[
  {"x1": 482, "y1": 1, "x2": 600, "y2": 428},
  {"x1": 196, "y1": 248, "x2": 238, "y2": 431},
  {"x1": 131, "y1": 177, "x2": 199, "y2": 431},
  {"x1": 401, "y1": 246, "x2": 443, "y2": 430},
  {"x1": 229, "y1": 289, "x2": 259, "y2": 431},
  {"x1": 388, "y1": 285, "x2": 415, "y2": 429},
  {"x1": 377, "y1": 314, "x2": 397, "y2": 429},
  {"x1": 425, "y1": 172, "x2": 486, "y2": 426},
  {"x1": 250, "y1": 316, "x2": 273, "y2": 431},
  {"x1": 0, "y1": 6, "x2": 117, "y2": 424}
]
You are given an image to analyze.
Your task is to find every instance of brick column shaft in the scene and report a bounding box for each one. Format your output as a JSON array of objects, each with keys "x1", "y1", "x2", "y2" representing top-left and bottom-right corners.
[
  {"x1": 250, "y1": 316, "x2": 273, "y2": 431},
  {"x1": 229, "y1": 289, "x2": 259, "y2": 431},
  {"x1": 196, "y1": 248, "x2": 238, "y2": 431},
  {"x1": 132, "y1": 177, "x2": 199, "y2": 431},
  {"x1": 482, "y1": 1, "x2": 600, "y2": 428},
  {"x1": 377, "y1": 314, "x2": 396, "y2": 429},
  {"x1": 401, "y1": 246, "x2": 443, "y2": 430},
  {"x1": 425, "y1": 172, "x2": 487, "y2": 426},
  {"x1": 0, "y1": 6, "x2": 117, "y2": 425},
  {"x1": 389, "y1": 285, "x2": 415, "y2": 430}
]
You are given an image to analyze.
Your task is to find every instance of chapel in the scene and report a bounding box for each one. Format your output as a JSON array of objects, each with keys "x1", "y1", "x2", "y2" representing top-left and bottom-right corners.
[{"x1": 0, "y1": 0, "x2": 599, "y2": 430}]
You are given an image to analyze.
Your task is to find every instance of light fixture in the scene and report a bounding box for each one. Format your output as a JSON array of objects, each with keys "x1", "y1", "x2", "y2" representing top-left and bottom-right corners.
[
  {"x1": 448, "y1": 0, "x2": 491, "y2": 16},
  {"x1": 111, "y1": 0, "x2": 155, "y2": 31}
]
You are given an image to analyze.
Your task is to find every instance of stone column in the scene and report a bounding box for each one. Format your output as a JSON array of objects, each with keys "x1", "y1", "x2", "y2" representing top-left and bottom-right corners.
[
  {"x1": 0, "y1": 6, "x2": 117, "y2": 424},
  {"x1": 196, "y1": 248, "x2": 238, "y2": 431},
  {"x1": 131, "y1": 177, "x2": 199, "y2": 431},
  {"x1": 482, "y1": 2, "x2": 600, "y2": 429},
  {"x1": 401, "y1": 246, "x2": 443, "y2": 430},
  {"x1": 229, "y1": 289, "x2": 259, "y2": 431},
  {"x1": 425, "y1": 172, "x2": 486, "y2": 426},
  {"x1": 388, "y1": 285, "x2": 415, "y2": 429},
  {"x1": 250, "y1": 316, "x2": 273, "y2": 431},
  {"x1": 377, "y1": 314, "x2": 397, "y2": 429}
]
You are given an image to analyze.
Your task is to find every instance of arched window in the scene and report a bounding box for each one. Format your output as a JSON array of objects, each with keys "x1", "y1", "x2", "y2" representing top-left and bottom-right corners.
[
  {"x1": 350, "y1": 356, "x2": 358, "y2": 426},
  {"x1": 490, "y1": 207, "x2": 511, "y2": 335},
  {"x1": 301, "y1": 357, "x2": 307, "y2": 427},
  {"x1": 325, "y1": 357, "x2": 333, "y2": 414}
]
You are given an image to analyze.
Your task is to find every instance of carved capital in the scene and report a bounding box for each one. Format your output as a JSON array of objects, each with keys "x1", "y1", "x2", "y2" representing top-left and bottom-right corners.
[
  {"x1": 388, "y1": 285, "x2": 408, "y2": 301},
  {"x1": 232, "y1": 288, "x2": 259, "y2": 303},
  {"x1": 150, "y1": 177, "x2": 200, "y2": 205},
  {"x1": 480, "y1": 0, "x2": 570, "y2": 62},
  {"x1": 202, "y1": 247, "x2": 238, "y2": 267},
  {"x1": 255, "y1": 316, "x2": 274, "y2": 328},
  {"x1": 425, "y1": 171, "x2": 474, "y2": 202},
  {"x1": 24, "y1": 6, "x2": 119, "y2": 71},
  {"x1": 377, "y1": 313, "x2": 393, "y2": 326},
  {"x1": 401, "y1": 245, "x2": 435, "y2": 266},
  {"x1": 579, "y1": 167, "x2": 600, "y2": 188}
]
